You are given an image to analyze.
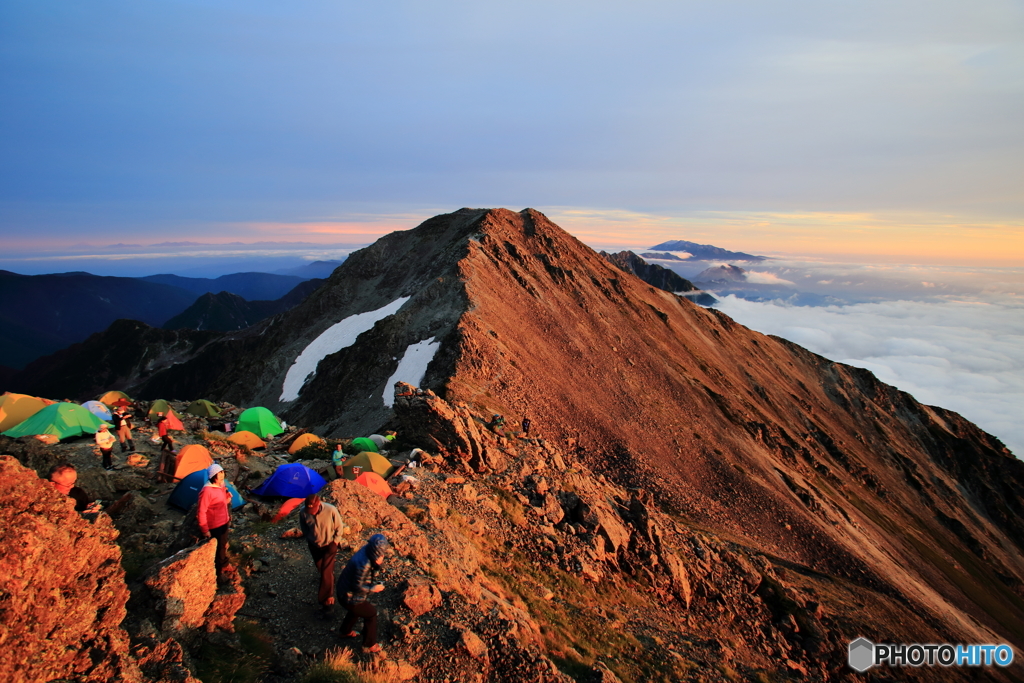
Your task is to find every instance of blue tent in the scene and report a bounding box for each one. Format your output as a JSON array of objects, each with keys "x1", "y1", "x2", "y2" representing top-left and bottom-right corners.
[
  {"x1": 81, "y1": 400, "x2": 112, "y2": 421},
  {"x1": 169, "y1": 470, "x2": 245, "y2": 511},
  {"x1": 251, "y1": 463, "x2": 326, "y2": 498}
]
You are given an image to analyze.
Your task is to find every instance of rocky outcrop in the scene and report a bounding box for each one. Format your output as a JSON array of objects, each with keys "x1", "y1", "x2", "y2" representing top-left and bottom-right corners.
[
  {"x1": 0, "y1": 456, "x2": 142, "y2": 682},
  {"x1": 600, "y1": 250, "x2": 716, "y2": 304},
  {"x1": 144, "y1": 539, "x2": 246, "y2": 637}
]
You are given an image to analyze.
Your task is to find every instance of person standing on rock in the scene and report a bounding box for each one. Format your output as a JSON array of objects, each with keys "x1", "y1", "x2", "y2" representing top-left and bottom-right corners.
[
  {"x1": 299, "y1": 494, "x2": 346, "y2": 615},
  {"x1": 112, "y1": 406, "x2": 135, "y2": 453},
  {"x1": 95, "y1": 424, "x2": 117, "y2": 470},
  {"x1": 337, "y1": 533, "x2": 390, "y2": 654},
  {"x1": 198, "y1": 463, "x2": 233, "y2": 579}
]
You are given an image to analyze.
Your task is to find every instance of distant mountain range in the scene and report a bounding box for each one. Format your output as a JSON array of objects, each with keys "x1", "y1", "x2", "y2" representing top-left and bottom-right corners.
[
  {"x1": 600, "y1": 251, "x2": 717, "y2": 305},
  {"x1": 0, "y1": 269, "x2": 328, "y2": 371},
  {"x1": 647, "y1": 239, "x2": 765, "y2": 261}
]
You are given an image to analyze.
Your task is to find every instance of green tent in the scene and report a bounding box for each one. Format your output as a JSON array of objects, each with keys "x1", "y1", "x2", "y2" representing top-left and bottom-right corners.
[
  {"x1": 2, "y1": 403, "x2": 110, "y2": 439},
  {"x1": 237, "y1": 407, "x2": 284, "y2": 438},
  {"x1": 186, "y1": 399, "x2": 222, "y2": 417},
  {"x1": 349, "y1": 436, "x2": 379, "y2": 453}
]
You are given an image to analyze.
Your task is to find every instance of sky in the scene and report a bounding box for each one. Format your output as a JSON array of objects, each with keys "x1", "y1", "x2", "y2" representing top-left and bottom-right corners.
[
  {"x1": 1, "y1": 1, "x2": 1022, "y2": 453},
  {"x1": 2, "y1": 0, "x2": 1023, "y2": 266}
]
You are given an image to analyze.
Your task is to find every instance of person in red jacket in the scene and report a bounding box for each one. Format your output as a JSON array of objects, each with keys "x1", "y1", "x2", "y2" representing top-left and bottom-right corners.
[
  {"x1": 197, "y1": 463, "x2": 233, "y2": 578},
  {"x1": 156, "y1": 412, "x2": 174, "y2": 451}
]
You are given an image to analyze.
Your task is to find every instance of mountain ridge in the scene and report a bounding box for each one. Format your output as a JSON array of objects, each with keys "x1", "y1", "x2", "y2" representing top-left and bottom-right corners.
[{"x1": 8, "y1": 208, "x2": 1024, "y2": 666}]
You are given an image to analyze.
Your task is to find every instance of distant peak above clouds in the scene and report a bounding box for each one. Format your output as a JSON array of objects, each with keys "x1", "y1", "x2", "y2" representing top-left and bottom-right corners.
[{"x1": 647, "y1": 240, "x2": 765, "y2": 262}]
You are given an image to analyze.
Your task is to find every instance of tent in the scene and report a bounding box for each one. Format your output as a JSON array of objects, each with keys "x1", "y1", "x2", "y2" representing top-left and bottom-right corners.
[
  {"x1": 228, "y1": 431, "x2": 265, "y2": 449},
  {"x1": 354, "y1": 471, "x2": 393, "y2": 498},
  {"x1": 237, "y1": 407, "x2": 284, "y2": 438},
  {"x1": 251, "y1": 463, "x2": 326, "y2": 498},
  {"x1": 2, "y1": 403, "x2": 109, "y2": 439},
  {"x1": 186, "y1": 399, "x2": 222, "y2": 417},
  {"x1": 349, "y1": 437, "x2": 379, "y2": 453},
  {"x1": 169, "y1": 470, "x2": 245, "y2": 511},
  {"x1": 98, "y1": 390, "x2": 131, "y2": 407},
  {"x1": 341, "y1": 451, "x2": 394, "y2": 480},
  {"x1": 173, "y1": 444, "x2": 214, "y2": 480},
  {"x1": 148, "y1": 400, "x2": 184, "y2": 430},
  {"x1": 287, "y1": 432, "x2": 325, "y2": 455},
  {"x1": 0, "y1": 393, "x2": 49, "y2": 432},
  {"x1": 81, "y1": 400, "x2": 112, "y2": 421}
]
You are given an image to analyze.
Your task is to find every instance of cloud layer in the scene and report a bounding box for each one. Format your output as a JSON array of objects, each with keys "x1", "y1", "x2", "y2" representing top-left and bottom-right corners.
[{"x1": 714, "y1": 295, "x2": 1024, "y2": 456}]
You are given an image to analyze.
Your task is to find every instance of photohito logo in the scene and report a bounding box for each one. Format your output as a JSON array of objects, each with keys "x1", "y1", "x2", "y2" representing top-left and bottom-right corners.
[{"x1": 848, "y1": 638, "x2": 1014, "y2": 671}]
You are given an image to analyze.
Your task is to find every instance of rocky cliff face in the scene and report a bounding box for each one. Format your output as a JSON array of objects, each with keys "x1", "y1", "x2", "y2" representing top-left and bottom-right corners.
[
  {"x1": 8, "y1": 208, "x2": 1024, "y2": 670},
  {"x1": 0, "y1": 456, "x2": 141, "y2": 682}
]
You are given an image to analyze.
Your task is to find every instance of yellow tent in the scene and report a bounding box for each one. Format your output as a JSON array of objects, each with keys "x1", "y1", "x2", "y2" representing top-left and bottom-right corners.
[
  {"x1": 228, "y1": 431, "x2": 266, "y2": 450},
  {"x1": 342, "y1": 451, "x2": 394, "y2": 480},
  {"x1": 287, "y1": 432, "x2": 325, "y2": 455},
  {"x1": 0, "y1": 393, "x2": 49, "y2": 432},
  {"x1": 98, "y1": 390, "x2": 131, "y2": 406}
]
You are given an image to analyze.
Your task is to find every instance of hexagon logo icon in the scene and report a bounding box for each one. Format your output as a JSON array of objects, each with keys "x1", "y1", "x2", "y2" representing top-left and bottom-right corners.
[{"x1": 848, "y1": 637, "x2": 875, "y2": 672}]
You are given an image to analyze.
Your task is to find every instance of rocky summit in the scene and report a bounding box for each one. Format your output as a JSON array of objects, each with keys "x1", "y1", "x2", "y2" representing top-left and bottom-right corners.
[{"x1": 2, "y1": 208, "x2": 1024, "y2": 682}]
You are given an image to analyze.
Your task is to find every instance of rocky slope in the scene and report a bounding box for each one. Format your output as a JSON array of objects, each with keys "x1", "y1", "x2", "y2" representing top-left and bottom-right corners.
[{"x1": 4, "y1": 208, "x2": 1024, "y2": 681}]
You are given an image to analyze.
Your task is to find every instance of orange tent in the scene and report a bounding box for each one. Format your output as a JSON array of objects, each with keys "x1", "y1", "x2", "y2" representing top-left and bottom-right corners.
[
  {"x1": 98, "y1": 390, "x2": 131, "y2": 406},
  {"x1": 287, "y1": 432, "x2": 325, "y2": 455},
  {"x1": 229, "y1": 431, "x2": 266, "y2": 449},
  {"x1": 174, "y1": 444, "x2": 214, "y2": 480},
  {"x1": 354, "y1": 471, "x2": 393, "y2": 498},
  {"x1": 0, "y1": 393, "x2": 49, "y2": 432}
]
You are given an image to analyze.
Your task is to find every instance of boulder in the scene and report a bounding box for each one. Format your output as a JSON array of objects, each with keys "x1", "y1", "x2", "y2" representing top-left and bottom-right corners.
[
  {"x1": 0, "y1": 456, "x2": 142, "y2": 682},
  {"x1": 145, "y1": 540, "x2": 219, "y2": 633},
  {"x1": 459, "y1": 629, "x2": 489, "y2": 661},
  {"x1": 401, "y1": 576, "x2": 443, "y2": 616}
]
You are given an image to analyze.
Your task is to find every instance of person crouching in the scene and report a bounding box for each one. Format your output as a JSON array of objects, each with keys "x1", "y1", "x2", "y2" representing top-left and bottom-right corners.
[
  {"x1": 336, "y1": 533, "x2": 389, "y2": 654},
  {"x1": 198, "y1": 463, "x2": 233, "y2": 579}
]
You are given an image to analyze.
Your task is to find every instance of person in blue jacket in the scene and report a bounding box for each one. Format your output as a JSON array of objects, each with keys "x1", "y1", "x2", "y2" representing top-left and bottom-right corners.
[{"x1": 336, "y1": 533, "x2": 389, "y2": 653}]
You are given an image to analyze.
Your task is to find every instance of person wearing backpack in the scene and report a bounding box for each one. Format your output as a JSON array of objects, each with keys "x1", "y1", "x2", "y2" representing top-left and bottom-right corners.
[{"x1": 336, "y1": 533, "x2": 390, "y2": 654}]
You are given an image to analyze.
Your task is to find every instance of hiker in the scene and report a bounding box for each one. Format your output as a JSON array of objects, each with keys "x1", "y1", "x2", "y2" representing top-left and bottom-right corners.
[
  {"x1": 337, "y1": 533, "x2": 389, "y2": 654},
  {"x1": 198, "y1": 463, "x2": 233, "y2": 579},
  {"x1": 95, "y1": 424, "x2": 116, "y2": 470},
  {"x1": 332, "y1": 444, "x2": 346, "y2": 478},
  {"x1": 299, "y1": 494, "x2": 346, "y2": 614},
  {"x1": 488, "y1": 414, "x2": 506, "y2": 435},
  {"x1": 156, "y1": 412, "x2": 174, "y2": 451},
  {"x1": 112, "y1": 406, "x2": 135, "y2": 453},
  {"x1": 49, "y1": 464, "x2": 100, "y2": 514},
  {"x1": 521, "y1": 417, "x2": 531, "y2": 436},
  {"x1": 368, "y1": 431, "x2": 397, "y2": 450}
]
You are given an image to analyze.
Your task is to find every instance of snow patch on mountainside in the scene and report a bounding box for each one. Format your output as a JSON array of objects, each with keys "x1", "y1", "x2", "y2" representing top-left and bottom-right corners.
[
  {"x1": 384, "y1": 338, "x2": 441, "y2": 407},
  {"x1": 280, "y1": 297, "x2": 410, "y2": 401}
]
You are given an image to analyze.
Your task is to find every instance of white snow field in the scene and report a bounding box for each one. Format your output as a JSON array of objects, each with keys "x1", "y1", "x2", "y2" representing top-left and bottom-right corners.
[
  {"x1": 384, "y1": 338, "x2": 441, "y2": 407},
  {"x1": 280, "y1": 297, "x2": 410, "y2": 402}
]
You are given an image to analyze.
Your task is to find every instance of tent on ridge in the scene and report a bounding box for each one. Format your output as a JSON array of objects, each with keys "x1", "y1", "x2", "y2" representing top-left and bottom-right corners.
[
  {"x1": 354, "y1": 471, "x2": 393, "y2": 498},
  {"x1": 2, "y1": 403, "x2": 109, "y2": 440},
  {"x1": 349, "y1": 437, "x2": 378, "y2": 453},
  {"x1": 341, "y1": 451, "x2": 394, "y2": 480},
  {"x1": 173, "y1": 444, "x2": 214, "y2": 481},
  {"x1": 0, "y1": 393, "x2": 49, "y2": 432},
  {"x1": 98, "y1": 390, "x2": 131, "y2": 407},
  {"x1": 237, "y1": 407, "x2": 284, "y2": 439},
  {"x1": 288, "y1": 432, "x2": 325, "y2": 455},
  {"x1": 228, "y1": 431, "x2": 266, "y2": 449},
  {"x1": 169, "y1": 469, "x2": 245, "y2": 511},
  {"x1": 186, "y1": 399, "x2": 222, "y2": 417},
  {"x1": 81, "y1": 400, "x2": 112, "y2": 421},
  {"x1": 148, "y1": 400, "x2": 185, "y2": 430},
  {"x1": 251, "y1": 463, "x2": 326, "y2": 498}
]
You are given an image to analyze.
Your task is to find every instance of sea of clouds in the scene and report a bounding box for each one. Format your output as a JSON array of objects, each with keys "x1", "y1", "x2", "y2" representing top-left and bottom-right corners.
[{"x1": 700, "y1": 264, "x2": 1024, "y2": 458}]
